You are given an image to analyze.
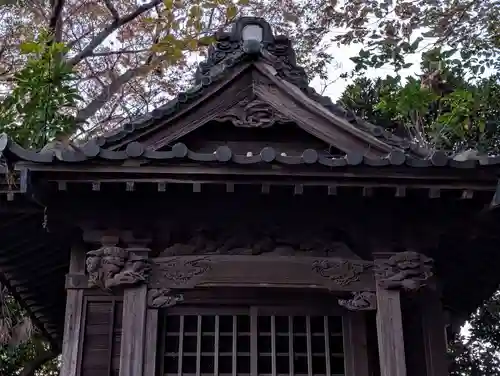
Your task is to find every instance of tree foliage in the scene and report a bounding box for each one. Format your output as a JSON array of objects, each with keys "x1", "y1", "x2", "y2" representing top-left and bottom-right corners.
[
  {"x1": 340, "y1": 51, "x2": 500, "y2": 153},
  {"x1": 0, "y1": 31, "x2": 81, "y2": 148},
  {"x1": 0, "y1": 285, "x2": 59, "y2": 376}
]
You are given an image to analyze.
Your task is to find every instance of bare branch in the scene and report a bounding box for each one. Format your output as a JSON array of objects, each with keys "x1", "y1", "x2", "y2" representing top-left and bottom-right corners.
[
  {"x1": 90, "y1": 48, "x2": 150, "y2": 57},
  {"x1": 103, "y1": 0, "x2": 120, "y2": 20},
  {"x1": 75, "y1": 53, "x2": 170, "y2": 124},
  {"x1": 67, "y1": 29, "x2": 94, "y2": 50},
  {"x1": 66, "y1": 0, "x2": 163, "y2": 67},
  {"x1": 49, "y1": 0, "x2": 66, "y2": 42}
]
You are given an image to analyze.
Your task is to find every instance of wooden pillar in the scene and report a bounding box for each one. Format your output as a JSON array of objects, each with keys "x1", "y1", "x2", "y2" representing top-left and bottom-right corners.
[
  {"x1": 373, "y1": 252, "x2": 407, "y2": 376},
  {"x1": 421, "y1": 290, "x2": 448, "y2": 376},
  {"x1": 144, "y1": 289, "x2": 184, "y2": 375},
  {"x1": 373, "y1": 251, "x2": 434, "y2": 376},
  {"x1": 119, "y1": 234, "x2": 152, "y2": 376},
  {"x1": 343, "y1": 311, "x2": 370, "y2": 376},
  {"x1": 143, "y1": 308, "x2": 159, "y2": 375},
  {"x1": 60, "y1": 243, "x2": 86, "y2": 376},
  {"x1": 375, "y1": 283, "x2": 407, "y2": 376}
]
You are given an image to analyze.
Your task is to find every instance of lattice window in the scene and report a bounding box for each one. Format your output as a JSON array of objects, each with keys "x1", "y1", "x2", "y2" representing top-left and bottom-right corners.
[{"x1": 159, "y1": 311, "x2": 345, "y2": 376}]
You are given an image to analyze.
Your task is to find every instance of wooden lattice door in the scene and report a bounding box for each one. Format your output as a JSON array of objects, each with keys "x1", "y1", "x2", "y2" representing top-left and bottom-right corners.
[{"x1": 158, "y1": 307, "x2": 346, "y2": 376}]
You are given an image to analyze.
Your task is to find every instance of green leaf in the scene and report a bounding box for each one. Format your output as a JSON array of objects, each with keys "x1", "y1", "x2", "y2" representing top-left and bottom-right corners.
[
  {"x1": 19, "y1": 42, "x2": 41, "y2": 54},
  {"x1": 226, "y1": 4, "x2": 237, "y2": 19}
]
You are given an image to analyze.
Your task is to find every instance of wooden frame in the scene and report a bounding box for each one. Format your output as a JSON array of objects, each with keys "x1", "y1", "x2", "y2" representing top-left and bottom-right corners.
[
  {"x1": 149, "y1": 256, "x2": 375, "y2": 293},
  {"x1": 149, "y1": 291, "x2": 369, "y2": 376}
]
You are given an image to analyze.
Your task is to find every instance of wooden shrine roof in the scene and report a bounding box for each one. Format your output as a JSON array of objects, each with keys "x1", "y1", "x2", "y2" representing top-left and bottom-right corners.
[{"x1": 1, "y1": 17, "x2": 500, "y2": 348}]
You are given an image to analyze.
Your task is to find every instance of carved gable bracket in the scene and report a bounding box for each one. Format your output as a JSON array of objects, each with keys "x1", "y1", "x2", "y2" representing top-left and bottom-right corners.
[
  {"x1": 214, "y1": 97, "x2": 289, "y2": 128},
  {"x1": 374, "y1": 251, "x2": 434, "y2": 291},
  {"x1": 86, "y1": 246, "x2": 151, "y2": 291},
  {"x1": 147, "y1": 288, "x2": 184, "y2": 308},
  {"x1": 338, "y1": 292, "x2": 377, "y2": 311}
]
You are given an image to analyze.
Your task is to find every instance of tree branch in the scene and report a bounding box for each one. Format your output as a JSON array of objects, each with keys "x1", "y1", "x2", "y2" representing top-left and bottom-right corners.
[
  {"x1": 103, "y1": 0, "x2": 120, "y2": 20},
  {"x1": 49, "y1": 0, "x2": 66, "y2": 43},
  {"x1": 90, "y1": 48, "x2": 150, "y2": 56},
  {"x1": 75, "y1": 53, "x2": 169, "y2": 124},
  {"x1": 19, "y1": 349, "x2": 59, "y2": 376},
  {"x1": 66, "y1": 0, "x2": 162, "y2": 67}
]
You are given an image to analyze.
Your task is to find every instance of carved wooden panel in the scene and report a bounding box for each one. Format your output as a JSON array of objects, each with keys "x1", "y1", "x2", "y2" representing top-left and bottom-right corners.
[{"x1": 149, "y1": 256, "x2": 374, "y2": 291}]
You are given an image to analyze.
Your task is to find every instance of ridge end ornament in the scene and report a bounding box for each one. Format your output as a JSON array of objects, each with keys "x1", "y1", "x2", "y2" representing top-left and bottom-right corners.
[
  {"x1": 374, "y1": 251, "x2": 434, "y2": 291},
  {"x1": 338, "y1": 291, "x2": 377, "y2": 311},
  {"x1": 86, "y1": 246, "x2": 150, "y2": 291},
  {"x1": 312, "y1": 259, "x2": 368, "y2": 286},
  {"x1": 148, "y1": 288, "x2": 184, "y2": 308}
]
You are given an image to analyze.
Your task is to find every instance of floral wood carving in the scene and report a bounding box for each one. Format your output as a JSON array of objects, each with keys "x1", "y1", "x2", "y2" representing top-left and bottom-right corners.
[
  {"x1": 338, "y1": 292, "x2": 377, "y2": 311},
  {"x1": 312, "y1": 259, "x2": 368, "y2": 286},
  {"x1": 160, "y1": 257, "x2": 211, "y2": 286},
  {"x1": 86, "y1": 246, "x2": 150, "y2": 290},
  {"x1": 147, "y1": 288, "x2": 184, "y2": 308},
  {"x1": 374, "y1": 251, "x2": 433, "y2": 291},
  {"x1": 215, "y1": 98, "x2": 289, "y2": 128}
]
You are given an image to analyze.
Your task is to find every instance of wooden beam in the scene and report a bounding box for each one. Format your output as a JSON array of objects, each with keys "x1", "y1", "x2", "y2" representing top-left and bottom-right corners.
[{"x1": 59, "y1": 243, "x2": 86, "y2": 376}]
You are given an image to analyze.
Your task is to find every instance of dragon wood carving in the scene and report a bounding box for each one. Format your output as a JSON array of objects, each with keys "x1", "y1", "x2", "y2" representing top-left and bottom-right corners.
[
  {"x1": 154, "y1": 257, "x2": 211, "y2": 287},
  {"x1": 86, "y1": 246, "x2": 150, "y2": 290},
  {"x1": 374, "y1": 251, "x2": 434, "y2": 291},
  {"x1": 312, "y1": 259, "x2": 369, "y2": 286},
  {"x1": 215, "y1": 98, "x2": 289, "y2": 128},
  {"x1": 157, "y1": 225, "x2": 359, "y2": 258},
  {"x1": 147, "y1": 288, "x2": 184, "y2": 308},
  {"x1": 338, "y1": 292, "x2": 377, "y2": 311}
]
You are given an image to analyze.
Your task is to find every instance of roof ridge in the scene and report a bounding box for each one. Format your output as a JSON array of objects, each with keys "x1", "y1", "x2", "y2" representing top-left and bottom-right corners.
[{"x1": 86, "y1": 17, "x2": 424, "y2": 155}]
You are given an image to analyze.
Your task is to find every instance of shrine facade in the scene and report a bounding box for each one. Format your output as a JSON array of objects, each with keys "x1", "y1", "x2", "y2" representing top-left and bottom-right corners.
[{"x1": 1, "y1": 16, "x2": 500, "y2": 376}]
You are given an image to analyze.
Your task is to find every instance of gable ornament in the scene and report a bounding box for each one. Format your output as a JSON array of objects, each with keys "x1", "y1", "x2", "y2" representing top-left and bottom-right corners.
[
  {"x1": 374, "y1": 251, "x2": 434, "y2": 291},
  {"x1": 86, "y1": 246, "x2": 150, "y2": 291},
  {"x1": 215, "y1": 98, "x2": 289, "y2": 128}
]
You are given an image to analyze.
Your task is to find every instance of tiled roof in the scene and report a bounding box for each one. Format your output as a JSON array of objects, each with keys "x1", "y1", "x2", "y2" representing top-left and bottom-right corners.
[{"x1": 1, "y1": 134, "x2": 499, "y2": 169}]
